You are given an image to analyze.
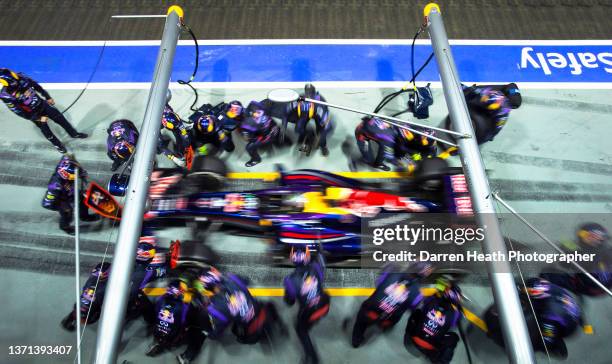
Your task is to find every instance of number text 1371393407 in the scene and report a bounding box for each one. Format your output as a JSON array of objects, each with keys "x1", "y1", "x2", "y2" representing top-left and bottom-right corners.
[{"x1": 8, "y1": 345, "x2": 73, "y2": 355}]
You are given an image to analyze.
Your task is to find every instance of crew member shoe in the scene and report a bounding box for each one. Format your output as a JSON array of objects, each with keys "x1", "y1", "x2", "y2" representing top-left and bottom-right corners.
[
  {"x1": 375, "y1": 164, "x2": 390, "y2": 171},
  {"x1": 80, "y1": 214, "x2": 100, "y2": 222},
  {"x1": 60, "y1": 315, "x2": 76, "y2": 331},
  {"x1": 61, "y1": 226, "x2": 75, "y2": 235},
  {"x1": 321, "y1": 146, "x2": 329, "y2": 156},
  {"x1": 145, "y1": 343, "x2": 163, "y2": 357},
  {"x1": 245, "y1": 159, "x2": 261, "y2": 167},
  {"x1": 72, "y1": 132, "x2": 89, "y2": 139},
  {"x1": 177, "y1": 353, "x2": 191, "y2": 364},
  {"x1": 351, "y1": 334, "x2": 365, "y2": 348},
  {"x1": 170, "y1": 155, "x2": 186, "y2": 167}
]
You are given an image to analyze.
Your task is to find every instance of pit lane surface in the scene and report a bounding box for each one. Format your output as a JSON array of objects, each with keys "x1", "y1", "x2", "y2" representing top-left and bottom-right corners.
[{"x1": 1, "y1": 86, "x2": 611, "y2": 363}]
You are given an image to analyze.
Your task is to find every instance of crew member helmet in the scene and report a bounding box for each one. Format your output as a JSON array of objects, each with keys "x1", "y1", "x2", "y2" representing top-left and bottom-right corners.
[
  {"x1": 196, "y1": 115, "x2": 217, "y2": 134},
  {"x1": 480, "y1": 89, "x2": 506, "y2": 111},
  {"x1": 57, "y1": 156, "x2": 78, "y2": 181},
  {"x1": 136, "y1": 242, "x2": 156, "y2": 262},
  {"x1": 577, "y1": 223, "x2": 609, "y2": 249},
  {"x1": 166, "y1": 279, "x2": 186, "y2": 299},
  {"x1": 90, "y1": 262, "x2": 111, "y2": 281},
  {"x1": 0, "y1": 68, "x2": 19, "y2": 89},
  {"x1": 304, "y1": 83, "x2": 316, "y2": 98},
  {"x1": 113, "y1": 140, "x2": 135, "y2": 160},
  {"x1": 197, "y1": 266, "x2": 223, "y2": 291},
  {"x1": 226, "y1": 101, "x2": 244, "y2": 119},
  {"x1": 290, "y1": 246, "x2": 312, "y2": 266}
]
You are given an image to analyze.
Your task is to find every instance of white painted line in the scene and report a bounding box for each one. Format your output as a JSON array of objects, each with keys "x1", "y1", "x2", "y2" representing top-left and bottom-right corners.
[
  {"x1": 39, "y1": 81, "x2": 612, "y2": 90},
  {"x1": 2, "y1": 39, "x2": 612, "y2": 46},
  {"x1": 111, "y1": 15, "x2": 167, "y2": 18}
]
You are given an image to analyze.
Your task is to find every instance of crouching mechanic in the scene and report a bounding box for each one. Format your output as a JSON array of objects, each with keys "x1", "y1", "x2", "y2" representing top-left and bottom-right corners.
[
  {"x1": 42, "y1": 155, "x2": 99, "y2": 234},
  {"x1": 283, "y1": 83, "x2": 332, "y2": 156},
  {"x1": 541, "y1": 223, "x2": 612, "y2": 296},
  {"x1": 0, "y1": 68, "x2": 87, "y2": 153},
  {"x1": 238, "y1": 101, "x2": 280, "y2": 167},
  {"x1": 351, "y1": 262, "x2": 432, "y2": 347},
  {"x1": 144, "y1": 279, "x2": 208, "y2": 364},
  {"x1": 196, "y1": 266, "x2": 285, "y2": 345},
  {"x1": 485, "y1": 277, "x2": 582, "y2": 359},
  {"x1": 106, "y1": 119, "x2": 139, "y2": 171},
  {"x1": 355, "y1": 116, "x2": 397, "y2": 171},
  {"x1": 284, "y1": 246, "x2": 331, "y2": 364},
  {"x1": 192, "y1": 114, "x2": 235, "y2": 155},
  {"x1": 61, "y1": 262, "x2": 110, "y2": 330},
  {"x1": 159, "y1": 104, "x2": 193, "y2": 168},
  {"x1": 404, "y1": 278, "x2": 463, "y2": 364},
  {"x1": 395, "y1": 126, "x2": 437, "y2": 172},
  {"x1": 451, "y1": 83, "x2": 521, "y2": 144},
  {"x1": 216, "y1": 100, "x2": 245, "y2": 132},
  {"x1": 127, "y1": 236, "x2": 168, "y2": 320},
  {"x1": 355, "y1": 117, "x2": 436, "y2": 172},
  {"x1": 61, "y1": 238, "x2": 167, "y2": 331}
]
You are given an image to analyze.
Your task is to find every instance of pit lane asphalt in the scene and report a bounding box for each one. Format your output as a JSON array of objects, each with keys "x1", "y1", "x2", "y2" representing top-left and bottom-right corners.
[{"x1": 1, "y1": 87, "x2": 612, "y2": 363}]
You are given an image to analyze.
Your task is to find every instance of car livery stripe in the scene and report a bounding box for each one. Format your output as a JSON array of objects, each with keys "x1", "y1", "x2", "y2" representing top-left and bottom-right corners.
[
  {"x1": 280, "y1": 232, "x2": 346, "y2": 239},
  {"x1": 226, "y1": 171, "x2": 411, "y2": 180},
  {"x1": 280, "y1": 237, "x2": 353, "y2": 244}
]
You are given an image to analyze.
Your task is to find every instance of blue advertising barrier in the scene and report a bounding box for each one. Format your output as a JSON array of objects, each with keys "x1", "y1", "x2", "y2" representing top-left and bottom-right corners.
[{"x1": 1, "y1": 42, "x2": 611, "y2": 83}]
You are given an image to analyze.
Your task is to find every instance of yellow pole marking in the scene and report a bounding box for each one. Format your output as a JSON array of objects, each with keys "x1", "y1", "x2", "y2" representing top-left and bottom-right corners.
[{"x1": 167, "y1": 5, "x2": 184, "y2": 19}]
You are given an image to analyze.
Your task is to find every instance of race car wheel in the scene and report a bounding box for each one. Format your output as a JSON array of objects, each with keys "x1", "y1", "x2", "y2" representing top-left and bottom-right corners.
[
  {"x1": 185, "y1": 155, "x2": 227, "y2": 191},
  {"x1": 414, "y1": 157, "x2": 449, "y2": 191},
  {"x1": 170, "y1": 239, "x2": 219, "y2": 270}
]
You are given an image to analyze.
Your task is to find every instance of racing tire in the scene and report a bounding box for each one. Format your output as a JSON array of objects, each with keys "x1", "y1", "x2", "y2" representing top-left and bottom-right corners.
[
  {"x1": 414, "y1": 157, "x2": 449, "y2": 191},
  {"x1": 185, "y1": 155, "x2": 227, "y2": 191},
  {"x1": 170, "y1": 240, "x2": 219, "y2": 270}
]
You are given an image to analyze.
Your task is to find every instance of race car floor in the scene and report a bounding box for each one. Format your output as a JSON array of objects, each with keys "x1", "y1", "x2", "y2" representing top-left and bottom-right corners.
[{"x1": 1, "y1": 87, "x2": 612, "y2": 363}]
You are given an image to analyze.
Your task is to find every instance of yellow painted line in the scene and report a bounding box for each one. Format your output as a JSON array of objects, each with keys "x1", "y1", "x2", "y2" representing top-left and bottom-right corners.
[
  {"x1": 227, "y1": 172, "x2": 280, "y2": 181},
  {"x1": 326, "y1": 288, "x2": 374, "y2": 296},
  {"x1": 226, "y1": 171, "x2": 411, "y2": 181},
  {"x1": 249, "y1": 287, "x2": 285, "y2": 296},
  {"x1": 335, "y1": 171, "x2": 412, "y2": 179},
  {"x1": 144, "y1": 286, "x2": 488, "y2": 333},
  {"x1": 145, "y1": 287, "x2": 434, "y2": 297},
  {"x1": 143, "y1": 287, "x2": 167, "y2": 296},
  {"x1": 462, "y1": 307, "x2": 488, "y2": 333}
]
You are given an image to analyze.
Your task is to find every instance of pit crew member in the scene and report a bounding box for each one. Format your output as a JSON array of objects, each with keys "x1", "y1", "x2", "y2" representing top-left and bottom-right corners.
[
  {"x1": 403, "y1": 279, "x2": 463, "y2": 364},
  {"x1": 283, "y1": 83, "x2": 332, "y2": 156},
  {"x1": 106, "y1": 119, "x2": 139, "y2": 171},
  {"x1": 284, "y1": 246, "x2": 331, "y2": 364},
  {"x1": 159, "y1": 104, "x2": 192, "y2": 167},
  {"x1": 42, "y1": 155, "x2": 98, "y2": 234},
  {"x1": 238, "y1": 101, "x2": 280, "y2": 167},
  {"x1": 192, "y1": 114, "x2": 235, "y2": 155},
  {"x1": 0, "y1": 68, "x2": 87, "y2": 153},
  {"x1": 351, "y1": 262, "x2": 432, "y2": 347}
]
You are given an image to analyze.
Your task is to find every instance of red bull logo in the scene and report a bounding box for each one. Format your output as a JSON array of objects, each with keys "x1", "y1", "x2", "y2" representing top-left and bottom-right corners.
[{"x1": 159, "y1": 308, "x2": 175, "y2": 323}]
